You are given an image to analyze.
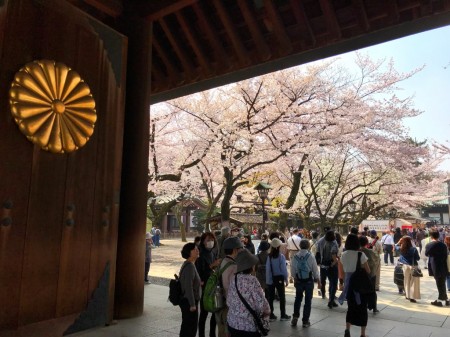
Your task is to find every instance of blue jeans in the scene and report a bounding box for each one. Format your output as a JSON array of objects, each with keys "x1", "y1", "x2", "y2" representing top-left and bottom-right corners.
[
  {"x1": 293, "y1": 279, "x2": 314, "y2": 322},
  {"x1": 447, "y1": 276, "x2": 450, "y2": 291}
]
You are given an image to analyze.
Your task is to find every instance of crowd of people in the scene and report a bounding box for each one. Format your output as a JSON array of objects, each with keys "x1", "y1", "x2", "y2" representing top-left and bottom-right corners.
[{"x1": 148, "y1": 224, "x2": 450, "y2": 337}]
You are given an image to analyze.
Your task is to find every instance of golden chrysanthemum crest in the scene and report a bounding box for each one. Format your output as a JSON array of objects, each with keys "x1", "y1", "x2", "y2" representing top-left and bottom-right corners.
[{"x1": 9, "y1": 59, "x2": 97, "y2": 153}]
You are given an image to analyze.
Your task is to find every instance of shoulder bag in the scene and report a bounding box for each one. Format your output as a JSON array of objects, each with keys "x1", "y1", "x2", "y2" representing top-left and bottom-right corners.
[
  {"x1": 235, "y1": 274, "x2": 270, "y2": 336},
  {"x1": 411, "y1": 251, "x2": 423, "y2": 277},
  {"x1": 349, "y1": 252, "x2": 375, "y2": 295}
]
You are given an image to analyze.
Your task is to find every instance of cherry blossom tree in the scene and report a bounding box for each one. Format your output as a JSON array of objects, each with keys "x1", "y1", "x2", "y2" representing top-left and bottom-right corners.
[{"x1": 149, "y1": 53, "x2": 447, "y2": 229}]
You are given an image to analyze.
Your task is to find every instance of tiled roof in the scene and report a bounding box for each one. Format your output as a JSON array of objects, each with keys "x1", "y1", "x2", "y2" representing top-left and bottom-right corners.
[{"x1": 229, "y1": 213, "x2": 275, "y2": 225}]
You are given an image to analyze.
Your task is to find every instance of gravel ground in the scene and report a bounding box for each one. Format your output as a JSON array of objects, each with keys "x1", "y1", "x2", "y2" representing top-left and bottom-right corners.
[
  {"x1": 148, "y1": 237, "x2": 262, "y2": 287},
  {"x1": 148, "y1": 238, "x2": 195, "y2": 286}
]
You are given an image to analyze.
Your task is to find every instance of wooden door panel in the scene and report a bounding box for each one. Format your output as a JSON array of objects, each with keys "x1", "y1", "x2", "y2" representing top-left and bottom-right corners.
[{"x1": 0, "y1": 0, "x2": 127, "y2": 332}]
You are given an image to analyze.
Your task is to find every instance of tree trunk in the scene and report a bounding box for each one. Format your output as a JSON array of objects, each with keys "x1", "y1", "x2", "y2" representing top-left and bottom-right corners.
[
  {"x1": 174, "y1": 204, "x2": 187, "y2": 242},
  {"x1": 220, "y1": 168, "x2": 235, "y2": 221}
]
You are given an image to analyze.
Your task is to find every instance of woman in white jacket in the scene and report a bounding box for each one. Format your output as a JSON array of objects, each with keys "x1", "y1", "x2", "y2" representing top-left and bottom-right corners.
[{"x1": 420, "y1": 232, "x2": 431, "y2": 269}]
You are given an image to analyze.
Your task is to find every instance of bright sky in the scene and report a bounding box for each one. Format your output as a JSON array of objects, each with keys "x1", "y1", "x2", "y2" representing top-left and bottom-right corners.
[{"x1": 336, "y1": 25, "x2": 450, "y2": 170}]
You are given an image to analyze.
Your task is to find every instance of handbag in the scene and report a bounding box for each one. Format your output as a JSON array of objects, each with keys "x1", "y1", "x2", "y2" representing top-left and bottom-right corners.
[
  {"x1": 349, "y1": 252, "x2": 375, "y2": 295},
  {"x1": 411, "y1": 266, "x2": 423, "y2": 277},
  {"x1": 411, "y1": 253, "x2": 423, "y2": 278},
  {"x1": 235, "y1": 274, "x2": 270, "y2": 336}
]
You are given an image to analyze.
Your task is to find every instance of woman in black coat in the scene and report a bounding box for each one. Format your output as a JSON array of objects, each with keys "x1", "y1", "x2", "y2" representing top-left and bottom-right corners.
[
  {"x1": 195, "y1": 232, "x2": 222, "y2": 337},
  {"x1": 243, "y1": 234, "x2": 255, "y2": 254}
]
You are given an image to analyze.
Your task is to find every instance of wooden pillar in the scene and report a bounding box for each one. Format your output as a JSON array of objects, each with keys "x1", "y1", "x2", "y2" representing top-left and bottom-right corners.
[{"x1": 114, "y1": 17, "x2": 151, "y2": 319}]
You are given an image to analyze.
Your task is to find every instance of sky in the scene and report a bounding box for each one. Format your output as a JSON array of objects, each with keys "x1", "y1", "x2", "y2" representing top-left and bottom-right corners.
[{"x1": 334, "y1": 25, "x2": 450, "y2": 171}]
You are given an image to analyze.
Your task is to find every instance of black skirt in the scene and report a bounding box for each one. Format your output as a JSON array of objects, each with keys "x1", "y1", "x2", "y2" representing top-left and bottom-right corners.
[{"x1": 346, "y1": 289, "x2": 368, "y2": 327}]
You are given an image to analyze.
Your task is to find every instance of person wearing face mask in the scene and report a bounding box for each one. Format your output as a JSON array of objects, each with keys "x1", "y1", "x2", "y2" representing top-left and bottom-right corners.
[{"x1": 196, "y1": 232, "x2": 222, "y2": 337}]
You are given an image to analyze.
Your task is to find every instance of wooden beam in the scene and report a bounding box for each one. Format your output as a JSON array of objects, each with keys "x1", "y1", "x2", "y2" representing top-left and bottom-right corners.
[
  {"x1": 192, "y1": 2, "x2": 231, "y2": 70},
  {"x1": 151, "y1": 60, "x2": 169, "y2": 90},
  {"x1": 384, "y1": 0, "x2": 400, "y2": 23},
  {"x1": 351, "y1": 0, "x2": 370, "y2": 31},
  {"x1": 158, "y1": 17, "x2": 195, "y2": 79},
  {"x1": 212, "y1": 0, "x2": 250, "y2": 66},
  {"x1": 263, "y1": 0, "x2": 293, "y2": 53},
  {"x1": 237, "y1": 0, "x2": 271, "y2": 61},
  {"x1": 319, "y1": 0, "x2": 342, "y2": 39},
  {"x1": 289, "y1": 0, "x2": 316, "y2": 46},
  {"x1": 175, "y1": 11, "x2": 213, "y2": 75},
  {"x1": 145, "y1": 0, "x2": 199, "y2": 21},
  {"x1": 152, "y1": 34, "x2": 182, "y2": 84},
  {"x1": 84, "y1": 0, "x2": 122, "y2": 17}
]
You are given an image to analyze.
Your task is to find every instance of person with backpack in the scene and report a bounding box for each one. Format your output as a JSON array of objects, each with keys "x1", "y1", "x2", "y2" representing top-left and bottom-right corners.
[
  {"x1": 318, "y1": 230, "x2": 339, "y2": 308},
  {"x1": 196, "y1": 232, "x2": 222, "y2": 337},
  {"x1": 179, "y1": 242, "x2": 201, "y2": 337},
  {"x1": 266, "y1": 238, "x2": 291, "y2": 322},
  {"x1": 215, "y1": 237, "x2": 243, "y2": 337},
  {"x1": 290, "y1": 239, "x2": 320, "y2": 328}
]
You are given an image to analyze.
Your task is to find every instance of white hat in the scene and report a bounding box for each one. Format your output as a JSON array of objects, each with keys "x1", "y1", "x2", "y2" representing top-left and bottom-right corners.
[
  {"x1": 146, "y1": 232, "x2": 152, "y2": 239},
  {"x1": 270, "y1": 238, "x2": 282, "y2": 248}
]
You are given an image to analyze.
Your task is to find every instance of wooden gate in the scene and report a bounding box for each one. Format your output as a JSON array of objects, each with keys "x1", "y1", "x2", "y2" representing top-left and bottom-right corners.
[{"x1": 0, "y1": 0, "x2": 126, "y2": 335}]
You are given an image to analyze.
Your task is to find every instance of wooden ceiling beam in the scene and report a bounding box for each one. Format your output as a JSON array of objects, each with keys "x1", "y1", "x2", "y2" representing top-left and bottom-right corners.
[
  {"x1": 84, "y1": 0, "x2": 123, "y2": 17},
  {"x1": 175, "y1": 11, "x2": 213, "y2": 75},
  {"x1": 289, "y1": 0, "x2": 316, "y2": 47},
  {"x1": 158, "y1": 17, "x2": 195, "y2": 79},
  {"x1": 152, "y1": 35, "x2": 182, "y2": 84},
  {"x1": 237, "y1": 0, "x2": 271, "y2": 61},
  {"x1": 192, "y1": 2, "x2": 231, "y2": 70},
  {"x1": 319, "y1": 0, "x2": 342, "y2": 39},
  {"x1": 212, "y1": 0, "x2": 250, "y2": 66},
  {"x1": 384, "y1": 0, "x2": 400, "y2": 23},
  {"x1": 146, "y1": 0, "x2": 198, "y2": 21},
  {"x1": 351, "y1": 0, "x2": 370, "y2": 31},
  {"x1": 263, "y1": 0, "x2": 293, "y2": 53},
  {"x1": 151, "y1": 62, "x2": 169, "y2": 90}
]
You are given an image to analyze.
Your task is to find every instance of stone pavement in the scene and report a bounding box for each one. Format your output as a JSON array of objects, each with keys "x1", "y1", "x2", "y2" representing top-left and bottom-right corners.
[{"x1": 73, "y1": 239, "x2": 450, "y2": 337}]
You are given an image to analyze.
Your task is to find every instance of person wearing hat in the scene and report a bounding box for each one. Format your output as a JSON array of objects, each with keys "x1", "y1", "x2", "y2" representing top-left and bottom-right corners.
[
  {"x1": 215, "y1": 237, "x2": 244, "y2": 337},
  {"x1": 255, "y1": 241, "x2": 271, "y2": 299},
  {"x1": 217, "y1": 226, "x2": 231, "y2": 258},
  {"x1": 266, "y1": 238, "x2": 291, "y2": 322},
  {"x1": 227, "y1": 249, "x2": 270, "y2": 336},
  {"x1": 145, "y1": 232, "x2": 153, "y2": 284}
]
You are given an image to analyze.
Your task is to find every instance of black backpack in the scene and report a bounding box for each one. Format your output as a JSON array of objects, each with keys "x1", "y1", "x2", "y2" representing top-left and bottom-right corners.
[{"x1": 168, "y1": 264, "x2": 187, "y2": 306}]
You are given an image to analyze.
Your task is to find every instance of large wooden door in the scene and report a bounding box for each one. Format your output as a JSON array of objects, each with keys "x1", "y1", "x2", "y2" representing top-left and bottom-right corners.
[{"x1": 0, "y1": 0, "x2": 127, "y2": 335}]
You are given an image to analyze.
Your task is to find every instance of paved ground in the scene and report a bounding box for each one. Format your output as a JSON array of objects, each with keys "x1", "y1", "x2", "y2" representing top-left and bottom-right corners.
[{"x1": 73, "y1": 238, "x2": 450, "y2": 337}]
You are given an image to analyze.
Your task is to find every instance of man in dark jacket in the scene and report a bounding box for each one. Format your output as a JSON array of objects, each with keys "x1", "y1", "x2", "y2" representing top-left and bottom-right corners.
[{"x1": 425, "y1": 230, "x2": 449, "y2": 307}]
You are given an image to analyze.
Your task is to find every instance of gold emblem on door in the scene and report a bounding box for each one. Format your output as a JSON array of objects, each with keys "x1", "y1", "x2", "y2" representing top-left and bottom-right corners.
[{"x1": 9, "y1": 60, "x2": 97, "y2": 153}]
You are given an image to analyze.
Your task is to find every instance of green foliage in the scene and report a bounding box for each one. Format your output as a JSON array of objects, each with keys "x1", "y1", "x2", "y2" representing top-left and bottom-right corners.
[{"x1": 192, "y1": 208, "x2": 215, "y2": 233}]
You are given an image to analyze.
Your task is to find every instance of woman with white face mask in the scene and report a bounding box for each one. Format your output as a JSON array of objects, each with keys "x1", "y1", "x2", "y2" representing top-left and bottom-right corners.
[{"x1": 196, "y1": 232, "x2": 222, "y2": 337}]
